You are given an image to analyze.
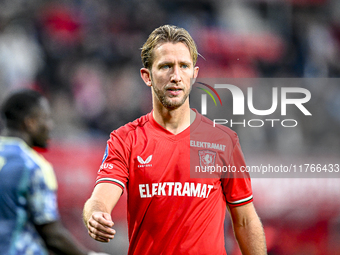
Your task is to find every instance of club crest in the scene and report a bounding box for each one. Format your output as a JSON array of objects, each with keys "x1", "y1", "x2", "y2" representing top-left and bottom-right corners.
[{"x1": 198, "y1": 150, "x2": 216, "y2": 168}]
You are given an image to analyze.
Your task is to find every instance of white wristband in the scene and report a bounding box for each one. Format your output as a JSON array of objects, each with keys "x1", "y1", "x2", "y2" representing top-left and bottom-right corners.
[{"x1": 88, "y1": 251, "x2": 111, "y2": 255}]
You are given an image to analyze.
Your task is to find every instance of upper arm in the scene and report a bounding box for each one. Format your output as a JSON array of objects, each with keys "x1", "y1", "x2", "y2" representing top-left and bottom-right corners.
[
  {"x1": 221, "y1": 135, "x2": 253, "y2": 207},
  {"x1": 87, "y1": 183, "x2": 123, "y2": 213},
  {"x1": 28, "y1": 165, "x2": 59, "y2": 225},
  {"x1": 35, "y1": 221, "x2": 89, "y2": 255},
  {"x1": 35, "y1": 220, "x2": 63, "y2": 241}
]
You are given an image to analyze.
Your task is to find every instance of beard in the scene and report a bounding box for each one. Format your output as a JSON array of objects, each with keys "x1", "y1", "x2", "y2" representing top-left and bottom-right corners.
[
  {"x1": 152, "y1": 84, "x2": 191, "y2": 110},
  {"x1": 32, "y1": 128, "x2": 49, "y2": 149},
  {"x1": 32, "y1": 138, "x2": 48, "y2": 149}
]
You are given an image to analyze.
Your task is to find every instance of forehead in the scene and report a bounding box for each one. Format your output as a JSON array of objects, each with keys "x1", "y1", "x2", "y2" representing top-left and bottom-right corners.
[{"x1": 152, "y1": 42, "x2": 192, "y2": 64}]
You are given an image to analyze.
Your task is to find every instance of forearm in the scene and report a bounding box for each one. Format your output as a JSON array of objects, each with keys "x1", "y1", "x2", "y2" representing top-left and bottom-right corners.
[
  {"x1": 233, "y1": 216, "x2": 267, "y2": 255},
  {"x1": 83, "y1": 198, "x2": 109, "y2": 228},
  {"x1": 83, "y1": 183, "x2": 122, "y2": 228},
  {"x1": 37, "y1": 221, "x2": 89, "y2": 255}
]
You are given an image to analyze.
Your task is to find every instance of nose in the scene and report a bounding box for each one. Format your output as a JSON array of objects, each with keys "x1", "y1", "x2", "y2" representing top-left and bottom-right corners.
[{"x1": 170, "y1": 66, "x2": 181, "y2": 83}]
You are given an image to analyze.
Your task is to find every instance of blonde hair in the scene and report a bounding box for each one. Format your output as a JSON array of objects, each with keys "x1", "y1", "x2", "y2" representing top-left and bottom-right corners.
[{"x1": 141, "y1": 25, "x2": 198, "y2": 69}]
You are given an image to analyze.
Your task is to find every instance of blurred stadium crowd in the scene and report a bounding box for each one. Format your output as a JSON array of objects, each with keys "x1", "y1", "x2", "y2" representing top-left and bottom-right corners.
[
  {"x1": 1, "y1": 0, "x2": 340, "y2": 255},
  {"x1": 0, "y1": 0, "x2": 340, "y2": 152}
]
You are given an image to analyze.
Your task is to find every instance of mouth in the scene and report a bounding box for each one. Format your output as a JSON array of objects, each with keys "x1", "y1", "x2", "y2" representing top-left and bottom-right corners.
[
  {"x1": 167, "y1": 88, "x2": 182, "y2": 91},
  {"x1": 166, "y1": 87, "x2": 183, "y2": 96}
]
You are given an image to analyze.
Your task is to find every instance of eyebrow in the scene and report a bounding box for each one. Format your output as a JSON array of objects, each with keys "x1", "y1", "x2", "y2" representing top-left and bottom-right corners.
[{"x1": 157, "y1": 60, "x2": 192, "y2": 67}]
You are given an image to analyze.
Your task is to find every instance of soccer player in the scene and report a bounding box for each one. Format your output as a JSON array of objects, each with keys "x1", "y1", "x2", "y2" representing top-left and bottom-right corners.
[
  {"x1": 83, "y1": 25, "x2": 267, "y2": 255},
  {"x1": 0, "y1": 90, "x2": 109, "y2": 255}
]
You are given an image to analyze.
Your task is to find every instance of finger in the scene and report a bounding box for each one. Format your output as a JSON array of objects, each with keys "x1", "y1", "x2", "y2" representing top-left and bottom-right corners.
[
  {"x1": 93, "y1": 213, "x2": 114, "y2": 228},
  {"x1": 87, "y1": 221, "x2": 116, "y2": 242},
  {"x1": 102, "y1": 212, "x2": 112, "y2": 222},
  {"x1": 88, "y1": 229, "x2": 112, "y2": 243},
  {"x1": 88, "y1": 220, "x2": 116, "y2": 239},
  {"x1": 88, "y1": 215, "x2": 116, "y2": 240},
  {"x1": 88, "y1": 216, "x2": 115, "y2": 234}
]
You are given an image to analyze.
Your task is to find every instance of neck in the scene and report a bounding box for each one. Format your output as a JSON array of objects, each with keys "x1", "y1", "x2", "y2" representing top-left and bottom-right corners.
[
  {"x1": 152, "y1": 101, "x2": 196, "y2": 135},
  {"x1": 1, "y1": 128, "x2": 32, "y2": 147}
]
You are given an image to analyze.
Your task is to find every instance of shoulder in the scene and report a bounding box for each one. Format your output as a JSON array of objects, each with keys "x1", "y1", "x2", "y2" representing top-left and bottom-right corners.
[
  {"x1": 106, "y1": 113, "x2": 152, "y2": 152},
  {"x1": 110, "y1": 113, "x2": 151, "y2": 140},
  {"x1": 21, "y1": 147, "x2": 57, "y2": 191},
  {"x1": 0, "y1": 137, "x2": 57, "y2": 190},
  {"x1": 0, "y1": 137, "x2": 31, "y2": 166},
  {"x1": 198, "y1": 114, "x2": 240, "y2": 147}
]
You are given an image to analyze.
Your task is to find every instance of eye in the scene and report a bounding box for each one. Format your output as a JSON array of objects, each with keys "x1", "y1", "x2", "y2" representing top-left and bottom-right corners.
[
  {"x1": 181, "y1": 64, "x2": 189, "y2": 69},
  {"x1": 161, "y1": 65, "x2": 170, "y2": 69}
]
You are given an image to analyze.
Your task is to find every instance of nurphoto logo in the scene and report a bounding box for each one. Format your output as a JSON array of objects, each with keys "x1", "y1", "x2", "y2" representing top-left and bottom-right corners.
[{"x1": 194, "y1": 79, "x2": 312, "y2": 128}]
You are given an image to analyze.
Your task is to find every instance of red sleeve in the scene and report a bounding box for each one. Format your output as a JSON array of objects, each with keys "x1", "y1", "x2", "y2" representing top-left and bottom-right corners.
[
  {"x1": 221, "y1": 136, "x2": 253, "y2": 207},
  {"x1": 96, "y1": 129, "x2": 130, "y2": 191}
]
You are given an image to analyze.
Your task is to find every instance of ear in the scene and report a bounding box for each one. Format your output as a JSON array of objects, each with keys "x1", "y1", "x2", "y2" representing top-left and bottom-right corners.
[
  {"x1": 193, "y1": 66, "x2": 199, "y2": 79},
  {"x1": 23, "y1": 116, "x2": 37, "y2": 133},
  {"x1": 191, "y1": 66, "x2": 199, "y2": 85},
  {"x1": 140, "y1": 68, "x2": 152, "y2": 87}
]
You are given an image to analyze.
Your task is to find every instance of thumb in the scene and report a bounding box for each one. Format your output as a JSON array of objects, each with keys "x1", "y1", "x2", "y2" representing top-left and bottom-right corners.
[{"x1": 102, "y1": 212, "x2": 114, "y2": 226}]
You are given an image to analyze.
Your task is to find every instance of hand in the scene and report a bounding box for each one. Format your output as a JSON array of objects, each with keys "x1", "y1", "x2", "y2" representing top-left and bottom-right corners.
[{"x1": 87, "y1": 212, "x2": 116, "y2": 242}]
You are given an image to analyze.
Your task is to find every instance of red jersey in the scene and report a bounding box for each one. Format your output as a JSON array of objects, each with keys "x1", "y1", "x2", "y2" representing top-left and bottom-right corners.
[{"x1": 97, "y1": 109, "x2": 253, "y2": 255}]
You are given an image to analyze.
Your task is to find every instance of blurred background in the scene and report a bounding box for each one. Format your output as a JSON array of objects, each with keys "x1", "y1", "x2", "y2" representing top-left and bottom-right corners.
[{"x1": 0, "y1": 0, "x2": 340, "y2": 254}]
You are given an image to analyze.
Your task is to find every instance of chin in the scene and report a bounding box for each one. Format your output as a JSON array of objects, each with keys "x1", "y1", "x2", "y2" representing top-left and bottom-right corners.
[
  {"x1": 163, "y1": 102, "x2": 184, "y2": 110},
  {"x1": 163, "y1": 98, "x2": 188, "y2": 109},
  {"x1": 33, "y1": 141, "x2": 48, "y2": 149}
]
